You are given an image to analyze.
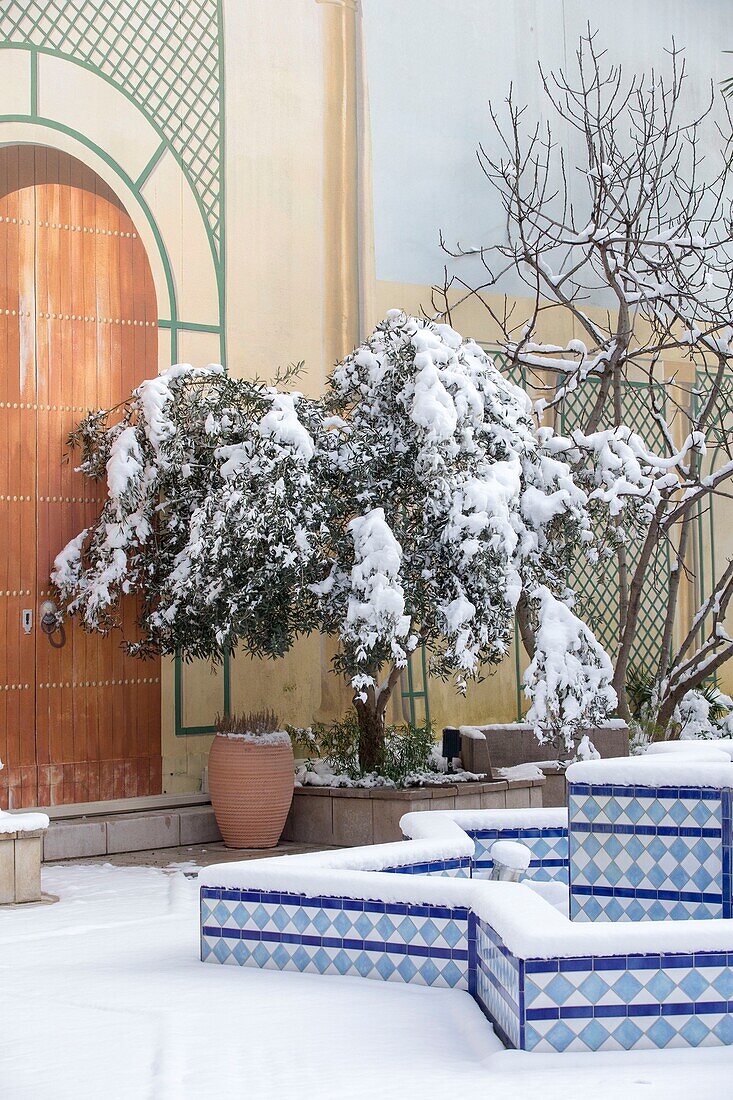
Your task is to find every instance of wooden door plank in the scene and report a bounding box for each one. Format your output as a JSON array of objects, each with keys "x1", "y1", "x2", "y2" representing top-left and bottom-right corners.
[
  {"x1": 81, "y1": 165, "x2": 100, "y2": 799},
  {"x1": 0, "y1": 145, "x2": 37, "y2": 806}
]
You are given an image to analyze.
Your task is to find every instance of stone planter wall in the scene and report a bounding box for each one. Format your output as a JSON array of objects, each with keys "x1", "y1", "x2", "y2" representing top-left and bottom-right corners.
[
  {"x1": 461, "y1": 723, "x2": 630, "y2": 808},
  {"x1": 0, "y1": 830, "x2": 44, "y2": 904},
  {"x1": 280, "y1": 777, "x2": 544, "y2": 847}
]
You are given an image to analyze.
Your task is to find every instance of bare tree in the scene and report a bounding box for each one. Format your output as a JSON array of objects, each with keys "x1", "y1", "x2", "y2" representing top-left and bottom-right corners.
[{"x1": 435, "y1": 28, "x2": 733, "y2": 735}]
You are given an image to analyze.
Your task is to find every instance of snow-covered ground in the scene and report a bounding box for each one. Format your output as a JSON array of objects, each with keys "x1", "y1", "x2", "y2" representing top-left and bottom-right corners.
[{"x1": 1, "y1": 863, "x2": 731, "y2": 1099}]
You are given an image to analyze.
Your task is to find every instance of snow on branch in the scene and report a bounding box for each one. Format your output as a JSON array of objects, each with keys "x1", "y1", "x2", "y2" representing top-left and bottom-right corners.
[
  {"x1": 432, "y1": 29, "x2": 733, "y2": 733},
  {"x1": 53, "y1": 310, "x2": 620, "y2": 761},
  {"x1": 342, "y1": 509, "x2": 412, "y2": 699},
  {"x1": 523, "y1": 586, "x2": 617, "y2": 758}
]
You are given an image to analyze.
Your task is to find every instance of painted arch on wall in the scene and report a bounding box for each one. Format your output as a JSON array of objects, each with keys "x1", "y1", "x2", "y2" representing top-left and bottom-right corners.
[{"x1": 0, "y1": 44, "x2": 225, "y2": 364}]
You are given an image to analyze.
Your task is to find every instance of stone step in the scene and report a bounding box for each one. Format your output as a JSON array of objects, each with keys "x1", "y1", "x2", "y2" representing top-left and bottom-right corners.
[{"x1": 42, "y1": 803, "x2": 222, "y2": 861}]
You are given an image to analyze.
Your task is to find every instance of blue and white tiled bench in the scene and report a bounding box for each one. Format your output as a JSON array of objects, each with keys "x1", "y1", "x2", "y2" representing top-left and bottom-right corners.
[
  {"x1": 199, "y1": 801, "x2": 733, "y2": 1053},
  {"x1": 566, "y1": 756, "x2": 733, "y2": 922}
]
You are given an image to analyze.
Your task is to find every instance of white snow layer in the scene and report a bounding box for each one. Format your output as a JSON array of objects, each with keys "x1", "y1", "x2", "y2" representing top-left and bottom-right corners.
[
  {"x1": 257, "y1": 391, "x2": 315, "y2": 462},
  {"x1": 523, "y1": 585, "x2": 617, "y2": 749},
  {"x1": 199, "y1": 854, "x2": 733, "y2": 960},
  {"x1": 566, "y1": 755, "x2": 733, "y2": 786},
  {"x1": 0, "y1": 810, "x2": 49, "y2": 834},
  {"x1": 343, "y1": 507, "x2": 411, "y2": 686},
  {"x1": 496, "y1": 763, "x2": 545, "y2": 781},
  {"x1": 200, "y1": 800, "x2": 733, "y2": 959},
  {"x1": 3, "y1": 862, "x2": 730, "y2": 1099},
  {"x1": 401, "y1": 807, "x2": 569, "y2": 834},
  {"x1": 645, "y1": 738, "x2": 733, "y2": 760},
  {"x1": 490, "y1": 840, "x2": 532, "y2": 871},
  {"x1": 215, "y1": 729, "x2": 292, "y2": 746}
]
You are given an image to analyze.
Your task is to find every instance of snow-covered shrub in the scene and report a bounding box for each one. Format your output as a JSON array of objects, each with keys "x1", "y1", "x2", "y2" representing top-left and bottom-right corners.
[
  {"x1": 626, "y1": 665, "x2": 733, "y2": 747},
  {"x1": 675, "y1": 688, "x2": 733, "y2": 740},
  {"x1": 53, "y1": 363, "x2": 325, "y2": 660},
  {"x1": 318, "y1": 310, "x2": 544, "y2": 768},
  {"x1": 53, "y1": 311, "x2": 614, "y2": 775}
]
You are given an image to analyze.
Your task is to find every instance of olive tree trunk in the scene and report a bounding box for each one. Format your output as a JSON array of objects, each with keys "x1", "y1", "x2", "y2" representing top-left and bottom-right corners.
[{"x1": 352, "y1": 664, "x2": 404, "y2": 774}]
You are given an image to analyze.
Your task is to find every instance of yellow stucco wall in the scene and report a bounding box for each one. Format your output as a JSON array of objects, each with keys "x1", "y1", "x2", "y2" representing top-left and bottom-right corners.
[{"x1": 164, "y1": 0, "x2": 363, "y2": 792}]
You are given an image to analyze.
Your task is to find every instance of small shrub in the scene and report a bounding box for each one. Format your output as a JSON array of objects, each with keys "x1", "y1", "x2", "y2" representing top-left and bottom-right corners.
[
  {"x1": 290, "y1": 710, "x2": 436, "y2": 785},
  {"x1": 290, "y1": 712, "x2": 361, "y2": 778},
  {"x1": 380, "y1": 722, "x2": 436, "y2": 784},
  {"x1": 215, "y1": 709, "x2": 280, "y2": 737},
  {"x1": 626, "y1": 666, "x2": 732, "y2": 744}
]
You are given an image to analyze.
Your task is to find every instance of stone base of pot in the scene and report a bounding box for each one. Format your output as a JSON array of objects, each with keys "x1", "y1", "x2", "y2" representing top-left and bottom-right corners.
[
  {"x1": 208, "y1": 735, "x2": 294, "y2": 848},
  {"x1": 0, "y1": 830, "x2": 45, "y2": 904}
]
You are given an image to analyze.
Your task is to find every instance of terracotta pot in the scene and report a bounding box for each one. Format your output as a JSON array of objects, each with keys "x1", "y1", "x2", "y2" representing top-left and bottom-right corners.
[{"x1": 208, "y1": 734, "x2": 294, "y2": 848}]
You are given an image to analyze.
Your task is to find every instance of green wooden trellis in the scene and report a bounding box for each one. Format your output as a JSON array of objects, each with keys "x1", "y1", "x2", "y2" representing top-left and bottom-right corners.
[
  {"x1": 487, "y1": 350, "x2": 673, "y2": 716},
  {"x1": 0, "y1": 1, "x2": 227, "y2": 368},
  {"x1": 693, "y1": 370, "x2": 731, "y2": 666},
  {"x1": 401, "y1": 646, "x2": 431, "y2": 728},
  {"x1": 0, "y1": 0, "x2": 224, "y2": 254},
  {"x1": 560, "y1": 379, "x2": 672, "y2": 681}
]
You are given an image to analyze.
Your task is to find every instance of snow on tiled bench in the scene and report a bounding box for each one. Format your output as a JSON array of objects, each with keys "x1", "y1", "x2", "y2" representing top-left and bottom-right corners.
[
  {"x1": 566, "y1": 757, "x2": 733, "y2": 922},
  {"x1": 199, "y1": 807, "x2": 733, "y2": 1052},
  {"x1": 472, "y1": 907, "x2": 733, "y2": 1052},
  {"x1": 201, "y1": 819, "x2": 476, "y2": 988},
  {"x1": 407, "y1": 809, "x2": 569, "y2": 882}
]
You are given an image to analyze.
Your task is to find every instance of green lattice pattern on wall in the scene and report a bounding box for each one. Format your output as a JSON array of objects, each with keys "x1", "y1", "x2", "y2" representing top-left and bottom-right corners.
[
  {"x1": 693, "y1": 371, "x2": 732, "y2": 651},
  {"x1": 561, "y1": 381, "x2": 670, "y2": 669},
  {"x1": 694, "y1": 371, "x2": 733, "y2": 446},
  {"x1": 0, "y1": 0, "x2": 222, "y2": 250},
  {"x1": 490, "y1": 349, "x2": 670, "y2": 670}
]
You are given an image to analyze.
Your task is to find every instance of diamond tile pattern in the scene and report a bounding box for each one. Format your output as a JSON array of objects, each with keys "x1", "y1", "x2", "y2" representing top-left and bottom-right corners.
[
  {"x1": 569, "y1": 790, "x2": 722, "y2": 830},
  {"x1": 474, "y1": 918, "x2": 522, "y2": 1048},
  {"x1": 201, "y1": 869, "x2": 733, "y2": 1052},
  {"x1": 0, "y1": 1, "x2": 222, "y2": 248},
  {"x1": 569, "y1": 783, "x2": 731, "y2": 922},
  {"x1": 201, "y1": 889, "x2": 469, "y2": 990},
  {"x1": 524, "y1": 953, "x2": 733, "y2": 1052},
  {"x1": 382, "y1": 857, "x2": 470, "y2": 877},
  {"x1": 471, "y1": 828, "x2": 569, "y2": 883}
]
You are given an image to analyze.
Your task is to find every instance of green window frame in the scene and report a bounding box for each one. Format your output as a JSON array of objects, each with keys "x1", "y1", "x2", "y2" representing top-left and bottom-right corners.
[{"x1": 175, "y1": 652, "x2": 231, "y2": 736}]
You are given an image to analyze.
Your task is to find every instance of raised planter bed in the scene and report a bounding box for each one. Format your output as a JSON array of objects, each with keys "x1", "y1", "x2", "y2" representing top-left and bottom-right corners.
[{"x1": 280, "y1": 777, "x2": 544, "y2": 847}]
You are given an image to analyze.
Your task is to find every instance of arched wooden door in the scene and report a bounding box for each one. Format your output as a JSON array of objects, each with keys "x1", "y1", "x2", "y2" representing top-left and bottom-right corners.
[{"x1": 0, "y1": 145, "x2": 161, "y2": 809}]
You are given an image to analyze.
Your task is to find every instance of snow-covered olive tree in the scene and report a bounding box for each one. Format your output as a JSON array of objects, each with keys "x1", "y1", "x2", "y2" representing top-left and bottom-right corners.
[
  {"x1": 438, "y1": 29, "x2": 733, "y2": 738},
  {"x1": 54, "y1": 311, "x2": 613, "y2": 773}
]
